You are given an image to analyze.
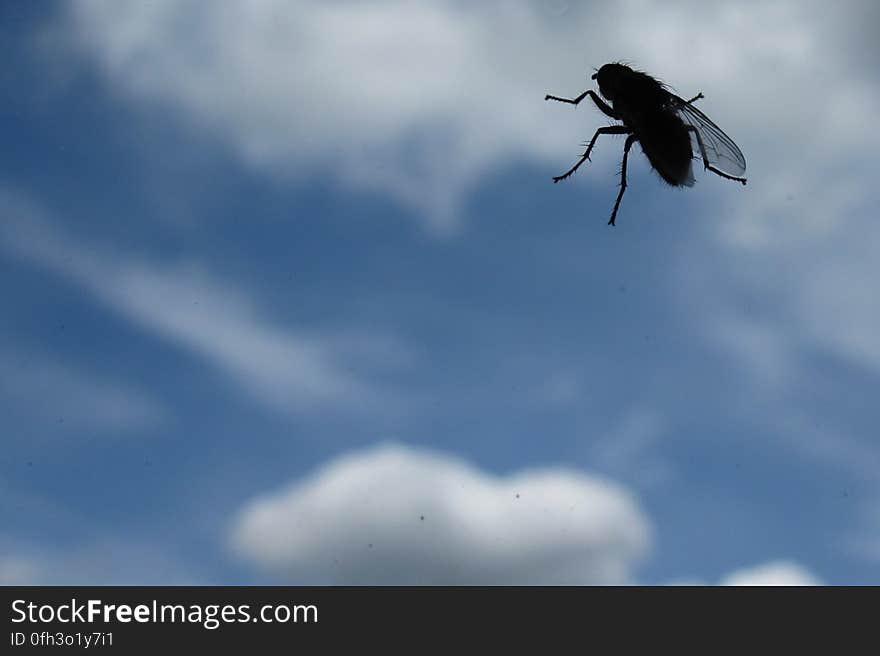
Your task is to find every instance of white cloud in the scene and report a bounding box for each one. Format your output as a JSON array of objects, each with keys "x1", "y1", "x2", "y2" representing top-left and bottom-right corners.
[
  {"x1": 698, "y1": 200, "x2": 880, "y2": 386},
  {"x1": 650, "y1": 0, "x2": 880, "y2": 393},
  {"x1": 0, "y1": 189, "x2": 401, "y2": 415},
  {"x1": 231, "y1": 443, "x2": 651, "y2": 584},
  {"x1": 63, "y1": 0, "x2": 564, "y2": 232},
  {"x1": 721, "y1": 560, "x2": 822, "y2": 586},
  {"x1": 59, "y1": 0, "x2": 879, "y2": 233},
  {"x1": 667, "y1": 560, "x2": 823, "y2": 586}
]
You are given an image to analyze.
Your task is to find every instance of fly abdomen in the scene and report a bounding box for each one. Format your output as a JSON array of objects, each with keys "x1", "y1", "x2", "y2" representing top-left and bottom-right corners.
[{"x1": 637, "y1": 112, "x2": 694, "y2": 187}]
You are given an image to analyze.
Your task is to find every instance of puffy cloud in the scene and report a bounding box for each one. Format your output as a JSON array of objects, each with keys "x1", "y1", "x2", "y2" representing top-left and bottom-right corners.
[
  {"x1": 666, "y1": 561, "x2": 823, "y2": 586},
  {"x1": 231, "y1": 443, "x2": 651, "y2": 584},
  {"x1": 721, "y1": 561, "x2": 822, "y2": 586}
]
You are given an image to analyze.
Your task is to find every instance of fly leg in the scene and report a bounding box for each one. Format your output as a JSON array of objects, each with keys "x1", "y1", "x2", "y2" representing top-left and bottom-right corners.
[
  {"x1": 553, "y1": 125, "x2": 631, "y2": 183},
  {"x1": 545, "y1": 90, "x2": 619, "y2": 120},
  {"x1": 686, "y1": 125, "x2": 747, "y2": 185},
  {"x1": 685, "y1": 92, "x2": 704, "y2": 104},
  {"x1": 608, "y1": 134, "x2": 639, "y2": 226}
]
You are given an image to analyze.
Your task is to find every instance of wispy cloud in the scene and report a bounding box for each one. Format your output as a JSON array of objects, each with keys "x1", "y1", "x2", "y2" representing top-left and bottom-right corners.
[
  {"x1": 0, "y1": 189, "x2": 404, "y2": 416},
  {"x1": 587, "y1": 408, "x2": 673, "y2": 488},
  {"x1": 0, "y1": 555, "x2": 41, "y2": 585},
  {"x1": 0, "y1": 535, "x2": 203, "y2": 585},
  {"x1": 0, "y1": 350, "x2": 167, "y2": 438}
]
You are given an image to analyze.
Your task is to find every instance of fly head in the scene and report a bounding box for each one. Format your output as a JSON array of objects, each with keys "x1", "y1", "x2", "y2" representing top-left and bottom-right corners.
[{"x1": 591, "y1": 63, "x2": 630, "y2": 102}]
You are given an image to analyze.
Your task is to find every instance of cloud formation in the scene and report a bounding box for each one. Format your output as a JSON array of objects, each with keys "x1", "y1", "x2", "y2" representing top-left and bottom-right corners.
[
  {"x1": 232, "y1": 443, "x2": 651, "y2": 584},
  {"x1": 61, "y1": 1, "x2": 879, "y2": 234},
  {"x1": 721, "y1": 560, "x2": 822, "y2": 586},
  {"x1": 0, "y1": 189, "x2": 400, "y2": 416},
  {"x1": 57, "y1": 1, "x2": 880, "y2": 409},
  {"x1": 0, "y1": 350, "x2": 167, "y2": 438},
  {"x1": 29, "y1": 0, "x2": 879, "y2": 585}
]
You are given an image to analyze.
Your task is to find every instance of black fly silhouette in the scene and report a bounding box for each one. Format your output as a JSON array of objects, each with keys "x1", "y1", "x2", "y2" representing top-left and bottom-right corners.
[{"x1": 545, "y1": 62, "x2": 746, "y2": 226}]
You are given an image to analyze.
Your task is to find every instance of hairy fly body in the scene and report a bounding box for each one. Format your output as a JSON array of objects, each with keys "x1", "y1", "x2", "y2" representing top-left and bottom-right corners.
[{"x1": 545, "y1": 62, "x2": 746, "y2": 226}]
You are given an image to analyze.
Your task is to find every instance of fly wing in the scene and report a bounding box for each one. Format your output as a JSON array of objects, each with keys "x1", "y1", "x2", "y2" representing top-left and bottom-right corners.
[{"x1": 671, "y1": 96, "x2": 746, "y2": 178}]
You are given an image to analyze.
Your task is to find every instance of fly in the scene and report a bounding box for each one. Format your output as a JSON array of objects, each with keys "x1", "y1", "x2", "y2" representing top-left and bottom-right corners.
[{"x1": 545, "y1": 62, "x2": 746, "y2": 226}]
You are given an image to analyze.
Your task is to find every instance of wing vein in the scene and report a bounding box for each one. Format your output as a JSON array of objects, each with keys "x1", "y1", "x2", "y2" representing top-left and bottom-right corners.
[{"x1": 671, "y1": 95, "x2": 746, "y2": 177}]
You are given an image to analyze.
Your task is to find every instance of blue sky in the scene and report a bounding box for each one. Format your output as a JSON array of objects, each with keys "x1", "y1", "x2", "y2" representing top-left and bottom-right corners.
[{"x1": 2, "y1": 0, "x2": 879, "y2": 585}]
